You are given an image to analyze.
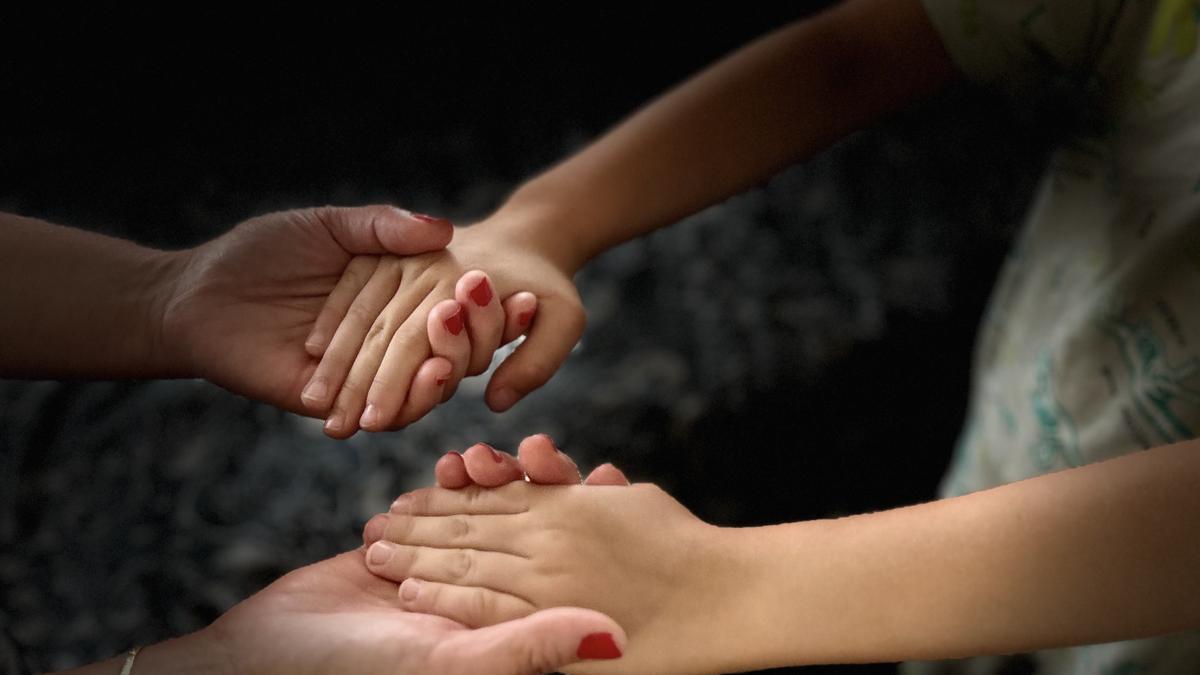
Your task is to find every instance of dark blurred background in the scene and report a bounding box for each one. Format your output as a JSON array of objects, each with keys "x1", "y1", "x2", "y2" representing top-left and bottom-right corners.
[{"x1": 1, "y1": 9, "x2": 1054, "y2": 674}]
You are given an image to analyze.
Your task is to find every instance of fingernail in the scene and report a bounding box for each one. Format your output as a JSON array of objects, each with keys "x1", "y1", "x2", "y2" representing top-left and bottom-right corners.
[
  {"x1": 301, "y1": 378, "x2": 328, "y2": 404},
  {"x1": 517, "y1": 310, "x2": 534, "y2": 327},
  {"x1": 363, "y1": 514, "x2": 389, "y2": 543},
  {"x1": 443, "y1": 307, "x2": 464, "y2": 336},
  {"x1": 360, "y1": 404, "x2": 379, "y2": 429},
  {"x1": 404, "y1": 210, "x2": 453, "y2": 226},
  {"x1": 483, "y1": 444, "x2": 505, "y2": 463},
  {"x1": 490, "y1": 388, "x2": 519, "y2": 411},
  {"x1": 469, "y1": 277, "x2": 493, "y2": 306},
  {"x1": 305, "y1": 334, "x2": 324, "y2": 351},
  {"x1": 577, "y1": 633, "x2": 622, "y2": 660},
  {"x1": 390, "y1": 494, "x2": 412, "y2": 513},
  {"x1": 324, "y1": 412, "x2": 344, "y2": 433},
  {"x1": 367, "y1": 540, "x2": 396, "y2": 565},
  {"x1": 435, "y1": 362, "x2": 452, "y2": 387},
  {"x1": 399, "y1": 578, "x2": 421, "y2": 602}
]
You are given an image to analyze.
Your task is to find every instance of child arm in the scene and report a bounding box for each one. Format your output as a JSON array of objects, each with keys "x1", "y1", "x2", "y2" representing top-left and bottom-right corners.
[
  {"x1": 299, "y1": 0, "x2": 959, "y2": 421},
  {"x1": 481, "y1": 0, "x2": 957, "y2": 273},
  {"x1": 461, "y1": 0, "x2": 958, "y2": 408},
  {"x1": 367, "y1": 439, "x2": 1200, "y2": 673}
]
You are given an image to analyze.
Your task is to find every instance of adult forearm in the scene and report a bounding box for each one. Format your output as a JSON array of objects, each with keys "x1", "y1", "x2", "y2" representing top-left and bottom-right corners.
[
  {"x1": 493, "y1": 0, "x2": 955, "y2": 273},
  {"x1": 57, "y1": 632, "x2": 227, "y2": 675},
  {"x1": 719, "y1": 440, "x2": 1200, "y2": 669},
  {"x1": 0, "y1": 213, "x2": 184, "y2": 378}
]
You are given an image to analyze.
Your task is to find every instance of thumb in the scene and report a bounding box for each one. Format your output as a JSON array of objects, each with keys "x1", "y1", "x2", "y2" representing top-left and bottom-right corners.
[
  {"x1": 316, "y1": 204, "x2": 453, "y2": 256},
  {"x1": 486, "y1": 295, "x2": 585, "y2": 412},
  {"x1": 436, "y1": 607, "x2": 626, "y2": 675}
]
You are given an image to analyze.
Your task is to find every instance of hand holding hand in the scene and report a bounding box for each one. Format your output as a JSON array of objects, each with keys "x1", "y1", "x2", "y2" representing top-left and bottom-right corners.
[
  {"x1": 295, "y1": 208, "x2": 588, "y2": 436},
  {"x1": 161, "y1": 205, "x2": 454, "y2": 416},
  {"x1": 362, "y1": 441, "x2": 729, "y2": 674},
  {"x1": 107, "y1": 548, "x2": 626, "y2": 675}
]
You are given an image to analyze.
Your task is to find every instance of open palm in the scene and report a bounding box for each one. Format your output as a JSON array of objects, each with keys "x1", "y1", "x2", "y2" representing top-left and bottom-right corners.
[{"x1": 205, "y1": 548, "x2": 623, "y2": 675}]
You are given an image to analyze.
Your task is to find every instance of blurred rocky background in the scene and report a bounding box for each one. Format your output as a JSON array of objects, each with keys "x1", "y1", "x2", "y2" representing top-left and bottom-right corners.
[{"x1": 1, "y1": 8, "x2": 1054, "y2": 674}]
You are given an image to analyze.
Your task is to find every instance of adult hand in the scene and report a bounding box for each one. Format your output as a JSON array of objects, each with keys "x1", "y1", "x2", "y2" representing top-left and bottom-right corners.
[
  {"x1": 65, "y1": 548, "x2": 626, "y2": 675},
  {"x1": 161, "y1": 205, "x2": 452, "y2": 415}
]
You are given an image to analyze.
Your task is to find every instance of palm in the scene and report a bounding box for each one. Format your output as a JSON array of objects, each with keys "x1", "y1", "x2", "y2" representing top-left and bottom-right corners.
[
  {"x1": 164, "y1": 208, "x2": 412, "y2": 415},
  {"x1": 212, "y1": 549, "x2": 470, "y2": 675}
]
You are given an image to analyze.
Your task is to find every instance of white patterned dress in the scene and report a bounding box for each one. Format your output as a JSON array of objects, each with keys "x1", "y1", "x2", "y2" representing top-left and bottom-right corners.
[{"x1": 908, "y1": 1, "x2": 1200, "y2": 673}]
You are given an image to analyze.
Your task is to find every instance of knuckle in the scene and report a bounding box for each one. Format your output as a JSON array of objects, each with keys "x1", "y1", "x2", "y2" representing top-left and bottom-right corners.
[
  {"x1": 346, "y1": 303, "x2": 378, "y2": 327},
  {"x1": 519, "y1": 358, "x2": 556, "y2": 385},
  {"x1": 447, "y1": 516, "x2": 471, "y2": 542},
  {"x1": 465, "y1": 586, "x2": 496, "y2": 626},
  {"x1": 365, "y1": 319, "x2": 389, "y2": 343},
  {"x1": 344, "y1": 256, "x2": 377, "y2": 284},
  {"x1": 447, "y1": 550, "x2": 474, "y2": 583},
  {"x1": 386, "y1": 514, "x2": 415, "y2": 543}
]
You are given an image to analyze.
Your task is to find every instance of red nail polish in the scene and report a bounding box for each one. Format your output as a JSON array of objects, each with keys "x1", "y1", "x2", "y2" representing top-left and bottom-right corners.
[
  {"x1": 436, "y1": 376, "x2": 448, "y2": 386},
  {"x1": 517, "y1": 310, "x2": 534, "y2": 327},
  {"x1": 409, "y1": 211, "x2": 452, "y2": 226},
  {"x1": 444, "y1": 308, "x2": 464, "y2": 336},
  {"x1": 469, "y1": 278, "x2": 493, "y2": 306},
  {"x1": 577, "y1": 633, "x2": 622, "y2": 660}
]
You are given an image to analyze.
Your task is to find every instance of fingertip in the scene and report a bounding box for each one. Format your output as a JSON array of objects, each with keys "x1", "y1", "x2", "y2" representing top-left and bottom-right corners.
[
  {"x1": 584, "y1": 463, "x2": 630, "y2": 486},
  {"x1": 304, "y1": 334, "x2": 327, "y2": 358},
  {"x1": 387, "y1": 206, "x2": 454, "y2": 252},
  {"x1": 362, "y1": 513, "x2": 389, "y2": 546},
  {"x1": 461, "y1": 443, "x2": 524, "y2": 487},
  {"x1": 323, "y1": 411, "x2": 357, "y2": 440},
  {"x1": 435, "y1": 451, "x2": 471, "y2": 488},
  {"x1": 486, "y1": 386, "x2": 522, "y2": 412},
  {"x1": 456, "y1": 270, "x2": 495, "y2": 309},
  {"x1": 501, "y1": 292, "x2": 538, "y2": 344}
]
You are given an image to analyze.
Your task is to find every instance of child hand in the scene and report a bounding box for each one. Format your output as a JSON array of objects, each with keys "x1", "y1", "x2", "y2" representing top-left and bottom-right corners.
[
  {"x1": 431, "y1": 434, "x2": 631, "y2": 489},
  {"x1": 301, "y1": 215, "x2": 586, "y2": 437},
  {"x1": 300, "y1": 253, "x2": 538, "y2": 437},
  {"x1": 361, "y1": 469, "x2": 737, "y2": 674}
]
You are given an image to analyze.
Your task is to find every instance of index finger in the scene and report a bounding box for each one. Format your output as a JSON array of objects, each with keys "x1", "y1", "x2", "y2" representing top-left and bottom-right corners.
[{"x1": 390, "y1": 482, "x2": 532, "y2": 517}]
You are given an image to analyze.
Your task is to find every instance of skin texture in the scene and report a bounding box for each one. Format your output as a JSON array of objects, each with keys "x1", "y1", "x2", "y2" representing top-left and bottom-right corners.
[
  {"x1": 304, "y1": 255, "x2": 541, "y2": 436},
  {"x1": 159, "y1": 205, "x2": 458, "y2": 417},
  {"x1": 308, "y1": 0, "x2": 956, "y2": 423},
  {"x1": 365, "y1": 480, "x2": 719, "y2": 675},
  {"x1": 59, "y1": 548, "x2": 627, "y2": 675},
  {"x1": 365, "y1": 439, "x2": 1200, "y2": 673},
  {"x1": 304, "y1": 217, "x2": 584, "y2": 437}
]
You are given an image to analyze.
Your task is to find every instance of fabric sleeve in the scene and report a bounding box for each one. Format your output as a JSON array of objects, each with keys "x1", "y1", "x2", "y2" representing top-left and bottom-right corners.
[{"x1": 919, "y1": 0, "x2": 1152, "y2": 92}]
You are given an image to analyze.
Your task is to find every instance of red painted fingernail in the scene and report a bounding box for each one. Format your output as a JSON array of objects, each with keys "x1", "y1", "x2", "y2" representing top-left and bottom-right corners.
[
  {"x1": 577, "y1": 633, "x2": 622, "y2": 660},
  {"x1": 434, "y1": 362, "x2": 452, "y2": 387},
  {"x1": 408, "y1": 211, "x2": 452, "y2": 226},
  {"x1": 517, "y1": 310, "x2": 534, "y2": 327},
  {"x1": 469, "y1": 278, "x2": 493, "y2": 306},
  {"x1": 443, "y1": 307, "x2": 464, "y2": 336}
]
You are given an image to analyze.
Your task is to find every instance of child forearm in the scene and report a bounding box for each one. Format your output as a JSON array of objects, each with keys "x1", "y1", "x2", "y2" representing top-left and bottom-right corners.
[
  {"x1": 493, "y1": 0, "x2": 956, "y2": 273},
  {"x1": 717, "y1": 440, "x2": 1200, "y2": 669},
  {"x1": 0, "y1": 212, "x2": 184, "y2": 378}
]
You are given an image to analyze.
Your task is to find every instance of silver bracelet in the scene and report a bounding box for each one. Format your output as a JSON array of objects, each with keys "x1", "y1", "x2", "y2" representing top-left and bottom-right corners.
[{"x1": 118, "y1": 646, "x2": 141, "y2": 675}]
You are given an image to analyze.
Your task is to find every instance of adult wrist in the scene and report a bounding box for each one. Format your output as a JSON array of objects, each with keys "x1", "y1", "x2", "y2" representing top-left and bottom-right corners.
[
  {"x1": 118, "y1": 630, "x2": 232, "y2": 675},
  {"x1": 138, "y1": 246, "x2": 195, "y2": 379}
]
